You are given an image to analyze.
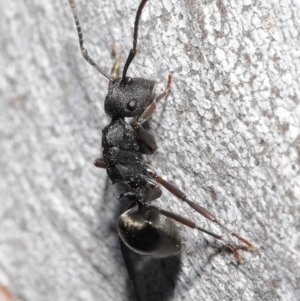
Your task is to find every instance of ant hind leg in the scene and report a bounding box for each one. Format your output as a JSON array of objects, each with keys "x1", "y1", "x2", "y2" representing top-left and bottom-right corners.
[
  {"x1": 158, "y1": 207, "x2": 242, "y2": 261},
  {"x1": 148, "y1": 170, "x2": 255, "y2": 251}
]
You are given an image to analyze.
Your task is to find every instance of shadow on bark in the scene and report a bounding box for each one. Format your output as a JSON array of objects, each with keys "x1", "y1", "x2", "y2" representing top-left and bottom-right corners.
[{"x1": 127, "y1": 253, "x2": 181, "y2": 301}]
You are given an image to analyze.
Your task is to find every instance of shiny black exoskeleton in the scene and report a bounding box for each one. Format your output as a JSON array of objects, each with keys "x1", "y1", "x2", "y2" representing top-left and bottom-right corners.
[
  {"x1": 118, "y1": 204, "x2": 182, "y2": 258},
  {"x1": 68, "y1": 1, "x2": 255, "y2": 300},
  {"x1": 102, "y1": 77, "x2": 155, "y2": 188},
  {"x1": 102, "y1": 117, "x2": 148, "y2": 188}
]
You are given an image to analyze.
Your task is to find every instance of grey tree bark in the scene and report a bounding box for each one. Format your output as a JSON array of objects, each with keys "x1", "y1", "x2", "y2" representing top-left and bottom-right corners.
[{"x1": 0, "y1": 0, "x2": 299, "y2": 301}]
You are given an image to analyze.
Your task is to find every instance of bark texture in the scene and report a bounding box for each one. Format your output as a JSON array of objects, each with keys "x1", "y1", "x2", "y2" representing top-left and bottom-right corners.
[{"x1": 0, "y1": 0, "x2": 300, "y2": 301}]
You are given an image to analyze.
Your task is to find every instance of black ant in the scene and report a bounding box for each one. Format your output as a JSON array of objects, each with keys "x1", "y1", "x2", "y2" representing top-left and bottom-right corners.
[{"x1": 68, "y1": 0, "x2": 255, "y2": 300}]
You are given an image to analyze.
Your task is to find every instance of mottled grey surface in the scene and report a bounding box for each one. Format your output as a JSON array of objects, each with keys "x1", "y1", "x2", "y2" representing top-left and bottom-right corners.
[{"x1": 0, "y1": 0, "x2": 300, "y2": 301}]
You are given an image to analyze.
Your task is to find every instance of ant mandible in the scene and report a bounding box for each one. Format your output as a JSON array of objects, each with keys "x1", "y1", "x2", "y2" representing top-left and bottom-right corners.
[{"x1": 68, "y1": 0, "x2": 255, "y2": 300}]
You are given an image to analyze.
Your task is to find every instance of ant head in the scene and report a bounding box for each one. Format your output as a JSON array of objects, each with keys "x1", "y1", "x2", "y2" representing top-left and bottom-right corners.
[
  {"x1": 105, "y1": 77, "x2": 155, "y2": 117},
  {"x1": 104, "y1": 0, "x2": 152, "y2": 118}
]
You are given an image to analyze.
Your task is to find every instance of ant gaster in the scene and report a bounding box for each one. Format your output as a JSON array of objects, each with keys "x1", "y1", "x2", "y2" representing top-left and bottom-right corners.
[{"x1": 68, "y1": 0, "x2": 255, "y2": 300}]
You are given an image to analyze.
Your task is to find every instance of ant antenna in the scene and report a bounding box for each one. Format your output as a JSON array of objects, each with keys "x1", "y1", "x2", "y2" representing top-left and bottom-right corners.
[
  {"x1": 68, "y1": 0, "x2": 113, "y2": 81},
  {"x1": 121, "y1": 0, "x2": 148, "y2": 85}
]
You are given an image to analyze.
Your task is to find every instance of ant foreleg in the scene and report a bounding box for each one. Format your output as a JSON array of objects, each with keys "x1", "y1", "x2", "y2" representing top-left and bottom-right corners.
[
  {"x1": 133, "y1": 123, "x2": 157, "y2": 154},
  {"x1": 135, "y1": 74, "x2": 172, "y2": 127},
  {"x1": 132, "y1": 74, "x2": 172, "y2": 153},
  {"x1": 158, "y1": 208, "x2": 241, "y2": 261},
  {"x1": 148, "y1": 170, "x2": 255, "y2": 250},
  {"x1": 142, "y1": 180, "x2": 162, "y2": 202}
]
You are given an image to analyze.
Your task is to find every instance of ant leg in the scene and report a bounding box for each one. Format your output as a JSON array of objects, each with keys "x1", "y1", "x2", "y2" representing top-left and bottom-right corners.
[
  {"x1": 148, "y1": 170, "x2": 255, "y2": 250},
  {"x1": 94, "y1": 158, "x2": 106, "y2": 169},
  {"x1": 68, "y1": 0, "x2": 113, "y2": 81},
  {"x1": 132, "y1": 74, "x2": 172, "y2": 153},
  {"x1": 135, "y1": 74, "x2": 173, "y2": 127},
  {"x1": 133, "y1": 120, "x2": 157, "y2": 154},
  {"x1": 158, "y1": 208, "x2": 241, "y2": 261},
  {"x1": 110, "y1": 43, "x2": 121, "y2": 80},
  {"x1": 143, "y1": 180, "x2": 162, "y2": 202}
]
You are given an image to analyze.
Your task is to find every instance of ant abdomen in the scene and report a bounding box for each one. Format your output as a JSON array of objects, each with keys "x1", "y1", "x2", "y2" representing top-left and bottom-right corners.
[{"x1": 118, "y1": 205, "x2": 182, "y2": 259}]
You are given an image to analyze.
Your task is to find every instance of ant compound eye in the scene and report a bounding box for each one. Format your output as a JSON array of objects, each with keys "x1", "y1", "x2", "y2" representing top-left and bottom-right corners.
[{"x1": 127, "y1": 99, "x2": 137, "y2": 111}]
